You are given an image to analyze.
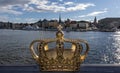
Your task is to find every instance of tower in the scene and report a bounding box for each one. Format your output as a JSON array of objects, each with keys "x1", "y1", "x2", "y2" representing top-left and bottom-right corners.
[
  {"x1": 59, "y1": 14, "x2": 62, "y2": 24},
  {"x1": 94, "y1": 16, "x2": 97, "y2": 25}
]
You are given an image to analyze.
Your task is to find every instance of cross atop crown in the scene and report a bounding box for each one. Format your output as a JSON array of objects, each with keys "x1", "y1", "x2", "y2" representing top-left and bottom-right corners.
[{"x1": 57, "y1": 25, "x2": 63, "y2": 31}]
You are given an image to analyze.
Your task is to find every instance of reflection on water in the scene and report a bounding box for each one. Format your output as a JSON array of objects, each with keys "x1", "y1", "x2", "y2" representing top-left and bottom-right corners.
[
  {"x1": 111, "y1": 32, "x2": 120, "y2": 64},
  {"x1": 0, "y1": 29, "x2": 120, "y2": 65}
]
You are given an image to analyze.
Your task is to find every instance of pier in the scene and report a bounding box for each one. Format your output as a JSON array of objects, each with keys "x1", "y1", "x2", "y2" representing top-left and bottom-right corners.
[{"x1": 0, "y1": 64, "x2": 120, "y2": 73}]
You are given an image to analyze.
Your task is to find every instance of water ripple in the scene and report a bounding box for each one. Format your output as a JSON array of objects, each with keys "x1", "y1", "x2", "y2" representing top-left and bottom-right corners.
[{"x1": 0, "y1": 30, "x2": 120, "y2": 65}]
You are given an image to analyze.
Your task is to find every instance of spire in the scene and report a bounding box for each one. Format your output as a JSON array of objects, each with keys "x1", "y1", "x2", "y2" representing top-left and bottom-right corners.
[
  {"x1": 59, "y1": 14, "x2": 61, "y2": 23},
  {"x1": 94, "y1": 16, "x2": 97, "y2": 25},
  {"x1": 94, "y1": 16, "x2": 97, "y2": 21}
]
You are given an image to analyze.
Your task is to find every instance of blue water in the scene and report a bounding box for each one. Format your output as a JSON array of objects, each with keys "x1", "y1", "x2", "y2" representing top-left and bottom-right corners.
[{"x1": 0, "y1": 29, "x2": 120, "y2": 65}]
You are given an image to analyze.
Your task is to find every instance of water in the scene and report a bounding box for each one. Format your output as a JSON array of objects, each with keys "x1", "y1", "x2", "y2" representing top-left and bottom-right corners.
[{"x1": 0, "y1": 29, "x2": 120, "y2": 65}]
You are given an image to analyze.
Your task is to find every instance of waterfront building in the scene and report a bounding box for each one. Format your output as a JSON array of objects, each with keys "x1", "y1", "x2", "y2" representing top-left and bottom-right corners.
[
  {"x1": 0, "y1": 22, "x2": 5, "y2": 28},
  {"x1": 12, "y1": 23, "x2": 25, "y2": 30},
  {"x1": 69, "y1": 21, "x2": 77, "y2": 29},
  {"x1": 41, "y1": 19, "x2": 49, "y2": 28},
  {"x1": 48, "y1": 20, "x2": 59, "y2": 28},
  {"x1": 65, "y1": 19, "x2": 71, "y2": 28},
  {"x1": 5, "y1": 22, "x2": 12, "y2": 29},
  {"x1": 77, "y1": 21, "x2": 89, "y2": 29},
  {"x1": 35, "y1": 20, "x2": 42, "y2": 27}
]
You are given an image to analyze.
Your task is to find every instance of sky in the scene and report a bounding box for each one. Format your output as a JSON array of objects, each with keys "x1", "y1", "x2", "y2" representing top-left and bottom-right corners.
[{"x1": 0, "y1": 0, "x2": 120, "y2": 23}]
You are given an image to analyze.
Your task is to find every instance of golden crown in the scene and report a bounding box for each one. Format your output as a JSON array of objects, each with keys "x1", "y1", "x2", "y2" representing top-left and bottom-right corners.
[{"x1": 30, "y1": 25, "x2": 89, "y2": 71}]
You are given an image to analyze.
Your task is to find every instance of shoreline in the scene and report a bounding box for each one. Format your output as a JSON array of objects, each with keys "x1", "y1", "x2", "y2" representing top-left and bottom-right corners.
[{"x1": 0, "y1": 28, "x2": 119, "y2": 32}]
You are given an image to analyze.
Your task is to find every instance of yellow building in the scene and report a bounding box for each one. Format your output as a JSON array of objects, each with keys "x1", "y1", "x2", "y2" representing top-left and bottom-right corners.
[{"x1": 48, "y1": 20, "x2": 59, "y2": 28}]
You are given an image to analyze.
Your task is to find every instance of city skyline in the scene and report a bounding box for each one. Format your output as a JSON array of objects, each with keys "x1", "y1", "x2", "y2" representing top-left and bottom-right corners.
[{"x1": 0, "y1": 0, "x2": 120, "y2": 23}]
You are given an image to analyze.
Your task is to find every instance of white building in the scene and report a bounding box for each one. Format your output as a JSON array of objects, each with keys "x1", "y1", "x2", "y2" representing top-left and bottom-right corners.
[{"x1": 78, "y1": 21, "x2": 89, "y2": 29}]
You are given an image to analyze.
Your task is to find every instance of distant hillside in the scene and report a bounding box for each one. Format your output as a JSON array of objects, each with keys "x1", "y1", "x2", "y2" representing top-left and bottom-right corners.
[{"x1": 97, "y1": 18, "x2": 120, "y2": 30}]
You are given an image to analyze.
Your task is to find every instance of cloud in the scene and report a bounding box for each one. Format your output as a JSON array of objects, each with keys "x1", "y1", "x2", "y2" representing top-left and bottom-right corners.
[
  {"x1": 0, "y1": 0, "x2": 95, "y2": 14},
  {"x1": 0, "y1": 0, "x2": 30, "y2": 15},
  {"x1": 0, "y1": 15, "x2": 9, "y2": 22},
  {"x1": 66, "y1": 3, "x2": 95, "y2": 12},
  {"x1": 79, "y1": 9, "x2": 108, "y2": 17},
  {"x1": 64, "y1": 2, "x2": 74, "y2": 5},
  {"x1": 14, "y1": 18, "x2": 38, "y2": 23},
  {"x1": 0, "y1": 15, "x2": 37, "y2": 23},
  {"x1": 0, "y1": 0, "x2": 29, "y2": 6},
  {"x1": 59, "y1": 0, "x2": 63, "y2": 2},
  {"x1": 25, "y1": 0, "x2": 95, "y2": 12},
  {"x1": 24, "y1": 18, "x2": 38, "y2": 23},
  {"x1": 0, "y1": 5, "x2": 22, "y2": 15}
]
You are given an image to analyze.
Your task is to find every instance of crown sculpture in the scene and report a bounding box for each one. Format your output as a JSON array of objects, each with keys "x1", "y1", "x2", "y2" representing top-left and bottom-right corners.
[{"x1": 30, "y1": 25, "x2": 89, "y2": 71}]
